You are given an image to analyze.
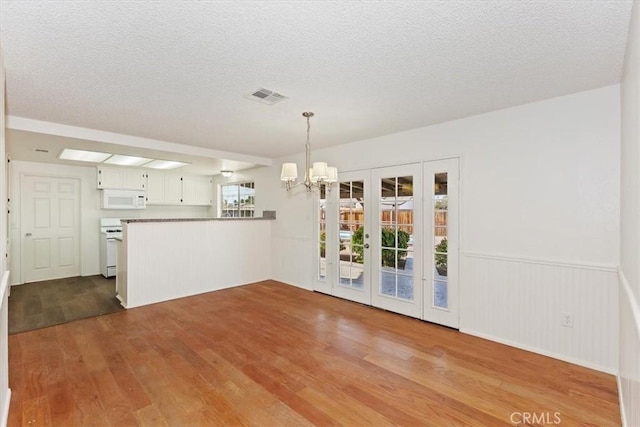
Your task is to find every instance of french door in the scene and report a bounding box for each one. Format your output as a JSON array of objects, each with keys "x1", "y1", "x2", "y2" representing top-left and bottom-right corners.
[
  {"x1": 423, "y1": 159, "x2": 459, "y2": 328},
  {"x1": 370, "y1": 164, "x2": 423, "y2": 318},
  {"x1": 333, "y1": 171, "x2": 371, "y2": 305},
  {"x1": 314, "y1": 159, "x2": 459, "y2": 327}
]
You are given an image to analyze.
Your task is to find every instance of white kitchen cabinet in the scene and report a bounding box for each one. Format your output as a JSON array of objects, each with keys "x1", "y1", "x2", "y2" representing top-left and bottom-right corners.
[
  {"x1": 145, "y1": 172, "x2": 183, "y2": 205},
  {"x1": 97, "y1": 166, "x2": 146, "y2": 190},
  {"x1": 145, "y1": 172, "x2": 165, "y2": 204},
  {"x1": 165, "y1": 175, "x2": 183, "y2": 204},
  {"x1": 145, "y1": 173, "x2": 212, "y2": 206},
  {"x1": 182, "y1": 175, "x2": 213, "y2": 206}
]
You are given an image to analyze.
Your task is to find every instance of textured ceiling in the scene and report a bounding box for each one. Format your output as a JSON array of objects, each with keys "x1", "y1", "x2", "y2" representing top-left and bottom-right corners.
[{"x1": 0, "y1": 0, "x2": 634, "y2": 161}]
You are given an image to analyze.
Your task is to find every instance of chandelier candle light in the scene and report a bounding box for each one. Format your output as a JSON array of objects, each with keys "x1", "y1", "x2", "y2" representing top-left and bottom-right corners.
[{"x1": 281, "y1": 112, "x2": 338, "y2": 191}]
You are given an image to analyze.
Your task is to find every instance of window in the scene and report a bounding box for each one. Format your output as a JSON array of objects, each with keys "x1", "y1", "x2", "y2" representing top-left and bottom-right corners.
[{"x1": 220, "y1": 182, "x2": 255, "y2": 217}]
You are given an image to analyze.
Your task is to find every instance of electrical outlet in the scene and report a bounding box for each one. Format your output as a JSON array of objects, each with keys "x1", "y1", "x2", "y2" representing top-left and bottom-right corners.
[{"x1": 561, "y1": 312, "x2": 574, "y2": 328}]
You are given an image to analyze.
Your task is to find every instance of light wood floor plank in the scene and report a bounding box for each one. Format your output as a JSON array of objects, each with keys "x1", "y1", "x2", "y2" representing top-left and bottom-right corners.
[{"x1": 8, "y1": 280, "x2": 620, "y2": 426}]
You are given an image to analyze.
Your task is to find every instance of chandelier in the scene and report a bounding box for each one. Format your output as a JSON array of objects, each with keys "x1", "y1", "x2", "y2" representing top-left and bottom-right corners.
[{"x1": 280, "y1": 112, "x2": 338, "y2": 191}]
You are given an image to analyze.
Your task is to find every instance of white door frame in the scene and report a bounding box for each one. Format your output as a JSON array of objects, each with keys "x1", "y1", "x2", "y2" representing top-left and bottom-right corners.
[{"x1": 313, "y1": 184, "x2": 336, "y2": 295}]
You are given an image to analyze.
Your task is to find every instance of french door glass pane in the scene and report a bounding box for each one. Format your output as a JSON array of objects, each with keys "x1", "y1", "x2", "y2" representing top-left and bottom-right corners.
[
  {"x1": 378, "y1": 175, "x2": 414, "y2": 301},
  {"x1": 435, "y1": 254, "x2": 447, "y2": 279},
  {"x1": 319, "y1": 185, "x2": 326, "y2": 281},
  {"x1": 434, "y1": 280, "x2": 448, "y2": 308},
  {"x1": 339, "y1": 181, "x2": 365, "y2": 289},
  {"x1": 380, "y1": 271, "x2": 396, "y2": 297},
  {"x1": 399, "y1": 250, "x2": 413, "y2": 275},
  {"x1": 397, "y1": 275, "x2": 414, "y2": 300},
  {"x1": 432, "y1": 173, "x2": 448, "y2": 308}
]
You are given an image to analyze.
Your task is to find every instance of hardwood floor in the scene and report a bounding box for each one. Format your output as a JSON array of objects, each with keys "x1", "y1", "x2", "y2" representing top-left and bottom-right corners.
[{"x1": 8, "y1": 280, "x2": 620, "y2": 426}]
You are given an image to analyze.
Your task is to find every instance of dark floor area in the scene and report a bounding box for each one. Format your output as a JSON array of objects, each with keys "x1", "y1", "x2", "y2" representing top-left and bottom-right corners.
[{"x1": 8, "y1": 275, "x2": 124, "y2": 334}]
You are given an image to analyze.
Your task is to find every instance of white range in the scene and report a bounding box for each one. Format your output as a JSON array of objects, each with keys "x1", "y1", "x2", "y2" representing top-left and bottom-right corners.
[{"x1": 99, "y1": 218, "x2": 123, "y2": 278}]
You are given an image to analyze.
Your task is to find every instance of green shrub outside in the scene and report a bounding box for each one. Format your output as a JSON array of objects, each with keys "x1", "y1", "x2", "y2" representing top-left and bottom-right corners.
[
  {"x1": 320, "y1": 231, "x2": 345, "y2": 257},
  {"x1": 435, "y1": 238, "x2": 448, "y2": 275},
  {"x1": 352, "y1": 226, "x2": 410, "y2": 268}
]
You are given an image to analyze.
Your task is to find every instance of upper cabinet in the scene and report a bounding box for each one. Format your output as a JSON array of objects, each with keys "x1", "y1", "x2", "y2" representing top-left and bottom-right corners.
[
  {"x1": 145, "y1": 172, "x2": 183, "y2": 205},
  {"x1": 97, "y1": 166, "x2": 214, "y2": 206},
  {"x1": 97, "y1": 166, "x2": 146, "y2": 190},
  {"x1": 182, "y1": 175, "x2": 214, "y2": 206},
  {"x1": 145, "y1": 172, "x2": 213, "y2": 206}
]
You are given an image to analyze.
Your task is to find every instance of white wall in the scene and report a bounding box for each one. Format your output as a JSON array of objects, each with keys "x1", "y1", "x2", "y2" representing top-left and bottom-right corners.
[
  {"x1": 122, "y1": 219, "x2": 272, "y2": 308},
  {"x1": 619, "y1": 0, "x2": 640, "y2": 425},
  {"x1": 236, "y1": 85, "x2": 621, "y2": 372},
  {"x1": 8, "y1": 160, "x2": 211, "y2": 285},
  {"x1": 0, "y1": 45, "x2": 12, "y2": 427},
  {"x1": 0, "y1": 272, "x2": 9, "y2": 427}
]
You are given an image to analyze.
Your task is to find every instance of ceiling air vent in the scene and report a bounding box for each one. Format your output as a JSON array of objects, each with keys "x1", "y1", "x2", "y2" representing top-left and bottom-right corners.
[
  {"x1": 34, "y1": 148, "x2": 49, "y2": 153},
  {"x1": 246, "y1": 88, "x2": 287, "y2": 105}
]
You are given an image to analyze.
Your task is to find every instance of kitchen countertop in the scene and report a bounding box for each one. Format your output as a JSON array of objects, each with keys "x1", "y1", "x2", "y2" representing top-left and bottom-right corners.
[{"x1": 121, "y1": 210, "x2": 276, "y2": 224}]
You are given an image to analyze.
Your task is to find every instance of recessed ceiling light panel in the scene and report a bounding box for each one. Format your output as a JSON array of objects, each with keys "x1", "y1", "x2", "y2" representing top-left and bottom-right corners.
[
  {"x1": 59, "y1": 148, "x2": 112, "y2": 163},
  {"x1": 104, "y1": 154, "x2": 153, "y2": 166},
  {"x1": 144, "y1": 160, "x2": 190, "y2": 170}
]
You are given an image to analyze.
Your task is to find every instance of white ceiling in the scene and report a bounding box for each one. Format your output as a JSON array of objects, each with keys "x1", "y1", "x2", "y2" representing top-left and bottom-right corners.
[{"x1": 0, "y1": 1, "x2": 634, "y2": 169}]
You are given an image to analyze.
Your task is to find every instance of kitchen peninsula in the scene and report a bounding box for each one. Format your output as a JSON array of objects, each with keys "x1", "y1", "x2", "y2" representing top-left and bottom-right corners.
[{"x1": 116, "y1": 211, "x2": 275, "y2": 308}]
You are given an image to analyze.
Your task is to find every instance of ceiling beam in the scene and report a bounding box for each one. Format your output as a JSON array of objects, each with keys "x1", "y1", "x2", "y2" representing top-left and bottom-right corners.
[{"x1": 6, "y1": 116, "x2": 273, "y2": 167}]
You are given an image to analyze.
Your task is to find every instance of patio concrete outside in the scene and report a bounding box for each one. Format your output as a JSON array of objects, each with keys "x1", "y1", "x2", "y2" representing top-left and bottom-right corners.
[{"x1": 320, "y1": 252, "x2": 448, "y2": 308}]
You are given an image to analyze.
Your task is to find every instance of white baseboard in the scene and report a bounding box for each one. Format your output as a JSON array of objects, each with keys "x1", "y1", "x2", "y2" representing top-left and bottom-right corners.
[
  {"x1": 461, "y1": 328, "x2": 616, "y2": 375},
  {"x1": 1, "y1": 389, "x2": 11, "y2": 427}
]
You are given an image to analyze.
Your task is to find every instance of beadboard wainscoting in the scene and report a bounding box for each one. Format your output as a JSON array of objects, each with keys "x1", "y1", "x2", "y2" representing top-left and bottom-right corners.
[
  {"x1": 271, "y1": 236, "x2": 313, "y2": 290},
  {"x1": 618, "y1": 269, "x2": 640, "y2": 427},
  {"x1": 1, "y1": 271, "x2": 11, "y2": 427},
  {"x1": 461, "y1": 252, "x2": 618, "y2": 373},
  {"x1": 121, "y1": 220, "x2": 272, "y2": 308}
]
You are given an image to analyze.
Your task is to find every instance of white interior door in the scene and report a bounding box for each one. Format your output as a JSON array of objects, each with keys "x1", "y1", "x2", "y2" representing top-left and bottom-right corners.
[
  {"x1": 21, "y1": 175, "x2": 81, "y2": 283},
  {"x1": 423, "y1": 158, "x2": 459, "y2": 328},
  {"x1": 371, "y1": 164, "x2": 423, "y2": 318}
]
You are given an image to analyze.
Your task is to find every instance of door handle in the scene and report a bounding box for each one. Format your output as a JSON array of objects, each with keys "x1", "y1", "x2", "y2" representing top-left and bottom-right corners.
[
  {"x1": 25, "y1": 233, "x2": 32, "y2": 237},
  {"x1": 364, "y1": 243, "x2": 370, "y2": 249}
]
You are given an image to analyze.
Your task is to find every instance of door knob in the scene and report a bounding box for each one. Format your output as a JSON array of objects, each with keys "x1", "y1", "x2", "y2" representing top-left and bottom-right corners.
[
  {"x1": 25, "y1": 233, "x2": 32, "y2": 237},
  {"x1": 364, "y1": 243, "x2": 370, "y2": 249},
  {"x1": 365, "y1": 233, "x2": 370, "y2": 238}
]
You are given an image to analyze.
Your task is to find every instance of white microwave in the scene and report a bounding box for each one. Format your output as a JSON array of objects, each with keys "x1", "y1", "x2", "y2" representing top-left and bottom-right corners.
[{"x1": 101, "y1": 189, "x2": 146, "y2": 210}]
